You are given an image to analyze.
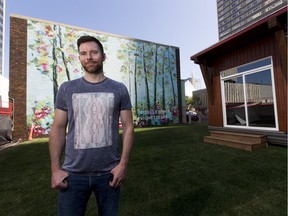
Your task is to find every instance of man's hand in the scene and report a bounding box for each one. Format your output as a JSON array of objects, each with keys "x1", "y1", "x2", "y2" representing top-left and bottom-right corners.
[
  {"x1": 51, "y1": 169, "x2": 69, "y2": 190},
  {"x1": 109, "y1": 164, "x2": 127, "y2": 188}
]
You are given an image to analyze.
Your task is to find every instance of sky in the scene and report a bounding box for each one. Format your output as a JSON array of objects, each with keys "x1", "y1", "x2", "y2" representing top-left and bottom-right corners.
[{"x1": 4, "y1": 0, "x2": 219, "y2": 89}]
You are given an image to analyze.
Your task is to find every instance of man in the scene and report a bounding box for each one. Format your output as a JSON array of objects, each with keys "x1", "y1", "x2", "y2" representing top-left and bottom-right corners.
[{"x1": 49, "y1": 35, "x2": 134, "y2": 216}]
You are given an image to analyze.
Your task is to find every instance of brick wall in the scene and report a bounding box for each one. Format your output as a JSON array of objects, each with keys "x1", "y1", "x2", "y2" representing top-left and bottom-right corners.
[{"x1": 9, "y1": 17, "x2": 27, "y2": 141}]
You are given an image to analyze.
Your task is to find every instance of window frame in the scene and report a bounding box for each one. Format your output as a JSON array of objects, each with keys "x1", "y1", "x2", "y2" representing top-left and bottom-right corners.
[{"x1": 220, "y1": 56, "x2": 279, "y2": 131}]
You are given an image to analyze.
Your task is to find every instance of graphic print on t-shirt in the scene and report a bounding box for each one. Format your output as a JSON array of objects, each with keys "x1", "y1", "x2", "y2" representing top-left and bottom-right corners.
[{"x1": 72, "y1": 92, "x2": 114, "y2": 149}]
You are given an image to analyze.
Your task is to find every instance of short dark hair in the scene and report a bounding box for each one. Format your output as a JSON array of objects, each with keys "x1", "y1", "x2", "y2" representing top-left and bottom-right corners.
[{"x1": 77, "y1": 35, "x2": 104, "y2": 53}]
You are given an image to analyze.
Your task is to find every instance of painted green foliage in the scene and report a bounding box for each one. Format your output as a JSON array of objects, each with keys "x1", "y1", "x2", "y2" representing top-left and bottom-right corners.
[
  {"x1": 26, "y1": 19, "x2": 179, "y2": 136},
  {"x1": 117, "y1": 40, "x2": 179, "y2": 127}
]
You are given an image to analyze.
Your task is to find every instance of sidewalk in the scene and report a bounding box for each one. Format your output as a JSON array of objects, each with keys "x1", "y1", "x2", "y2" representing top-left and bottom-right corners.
[{"x1": 0, "y1": 140, "x2": 21, "y2": 151}]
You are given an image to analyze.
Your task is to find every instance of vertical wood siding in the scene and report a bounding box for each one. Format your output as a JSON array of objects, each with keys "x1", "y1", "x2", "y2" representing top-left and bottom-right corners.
[{"x1": 208, "y1": 34, "x2": 287, "y2": 132}]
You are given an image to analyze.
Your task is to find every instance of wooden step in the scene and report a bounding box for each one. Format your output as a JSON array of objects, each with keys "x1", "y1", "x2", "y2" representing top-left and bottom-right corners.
[
  {"x1": 209, "y1": 131, "x2": 267, "y2": 143},
  {"x1": 204, "y1": 131, "x2": 267, "y2": 151}
]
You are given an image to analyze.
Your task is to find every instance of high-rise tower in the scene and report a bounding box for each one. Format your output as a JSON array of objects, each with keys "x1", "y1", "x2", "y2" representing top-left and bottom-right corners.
[
  {"x1": 217, "y1": 0, "x2": 287, "y2": 40},
  {"x1": 0, "y1": 0, "x2": 5, "y2": 76}
]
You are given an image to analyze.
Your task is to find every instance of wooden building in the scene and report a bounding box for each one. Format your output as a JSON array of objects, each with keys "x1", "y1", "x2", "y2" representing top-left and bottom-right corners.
[{"x1": 191, "y1": 8, "x2": 287, "y2": 147}]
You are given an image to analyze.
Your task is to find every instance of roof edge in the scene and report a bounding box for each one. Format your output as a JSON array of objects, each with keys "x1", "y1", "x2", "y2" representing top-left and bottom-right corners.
[{"x1": 191, "y1": 7, "x2": 287, "y2": 61}]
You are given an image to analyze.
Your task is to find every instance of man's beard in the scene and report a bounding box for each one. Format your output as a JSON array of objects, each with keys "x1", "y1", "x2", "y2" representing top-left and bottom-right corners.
[{"x1": 81, "y1": 61, "x2": 103, "y2": 74}]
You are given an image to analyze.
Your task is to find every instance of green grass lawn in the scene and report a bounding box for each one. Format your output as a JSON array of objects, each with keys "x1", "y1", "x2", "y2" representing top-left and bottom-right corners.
[{"x1": 0, "y1": 124, "x2": 287, "y2": 216}]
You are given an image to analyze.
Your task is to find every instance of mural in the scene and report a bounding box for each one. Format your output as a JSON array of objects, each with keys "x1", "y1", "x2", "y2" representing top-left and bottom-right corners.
[{"x1": 26, "y1": 19, "x2": 180, "y2": 136}]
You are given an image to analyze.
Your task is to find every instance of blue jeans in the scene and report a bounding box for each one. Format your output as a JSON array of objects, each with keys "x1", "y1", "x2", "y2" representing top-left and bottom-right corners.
[{"x1": 58, "y1": 173, "x2": 120, "y2": 216}]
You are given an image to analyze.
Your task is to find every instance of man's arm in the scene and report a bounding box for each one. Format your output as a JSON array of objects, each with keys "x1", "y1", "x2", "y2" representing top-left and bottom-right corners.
[
  {"x1": 49, "y1": 109, "x2": 69, "y2": 189},
  {"x1": 110, "y1": 109, "x2": 134, "y2": 188}
]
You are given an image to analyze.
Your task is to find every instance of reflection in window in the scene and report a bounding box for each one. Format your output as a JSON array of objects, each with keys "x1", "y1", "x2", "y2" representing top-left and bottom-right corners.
[
  {"x1": 225, "y1": 77, "x2": 246, "y2": 125},
  {"x1": 222, "y1": 57, "x2": 277, "y2": 129},
  {"x1": 245, "y1": 69, "x2": 275, "y2": 127},
  {"x1": 237, "y1": 57, "x2": 271, "y2": 73}
]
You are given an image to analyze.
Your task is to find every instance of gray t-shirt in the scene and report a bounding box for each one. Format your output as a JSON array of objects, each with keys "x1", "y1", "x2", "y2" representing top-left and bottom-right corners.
[{"x1": 55, "y1": 77, "x2": 132, "y2": 173}]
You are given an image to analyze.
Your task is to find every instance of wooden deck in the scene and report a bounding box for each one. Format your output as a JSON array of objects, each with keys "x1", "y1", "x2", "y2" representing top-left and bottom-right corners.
[{"x1": 204, "y1": 131, "x2": 267, "y2": 152}]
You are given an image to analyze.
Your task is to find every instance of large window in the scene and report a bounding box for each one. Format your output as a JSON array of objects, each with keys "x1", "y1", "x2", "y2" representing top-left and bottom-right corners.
[{"x1": 221, "y1": 57, "x2": 278, "y2": 130}]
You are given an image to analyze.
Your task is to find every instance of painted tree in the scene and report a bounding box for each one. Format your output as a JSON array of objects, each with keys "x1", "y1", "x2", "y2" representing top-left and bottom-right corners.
[
  {"x1": 161, "y1": 54, "x2": 166, "y2": 110},
  {"x1": 28, "y1": 22, "x2": 79, "y2": 103},
  {"x1": 156, "y1": 46, "x2": 168, "y2": 111},
  {"x1": 153, "y1": 45, "x2": 158, "y2": 110},
  {"x1": 142, "y1": 43, "x2": 151, "y2": 113},
  {"x1": 167, "y1": 47, "x2": 177, "y2": 106},
  {"x1": 27, "y1": 21, "x2": 84, "y2": 136},
  {"x1": 116, "y1": 39, "x2": 141, "y2": 118}
]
